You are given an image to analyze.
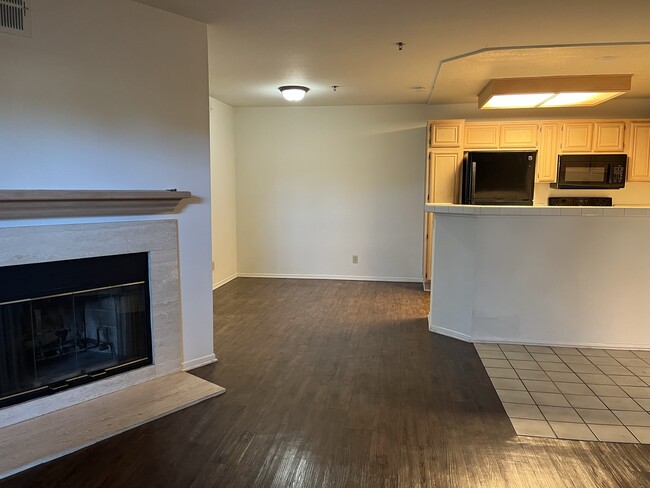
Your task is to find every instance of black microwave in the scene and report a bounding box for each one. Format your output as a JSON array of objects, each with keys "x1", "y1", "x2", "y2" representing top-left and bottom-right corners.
[{"x1": 551, "y1": 154, "x2": 627, "y2": 189}]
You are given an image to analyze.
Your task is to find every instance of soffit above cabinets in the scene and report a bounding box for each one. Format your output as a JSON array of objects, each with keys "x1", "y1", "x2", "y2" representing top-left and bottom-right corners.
[
  {"x1": 431, "y1": 44, "x2": 650, "y2": 106},
  {"x1": 132, "y1": 0, "x2": 650, "y2": 107}
]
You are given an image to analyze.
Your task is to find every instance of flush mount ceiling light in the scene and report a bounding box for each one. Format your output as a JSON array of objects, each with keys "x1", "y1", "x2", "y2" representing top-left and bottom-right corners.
[
  {"x1": 279, "y1": 85, "x2": 310, "y2": 102},
  {"x1": 478, "y1": 74, "x2": 632, "y2": 109}
]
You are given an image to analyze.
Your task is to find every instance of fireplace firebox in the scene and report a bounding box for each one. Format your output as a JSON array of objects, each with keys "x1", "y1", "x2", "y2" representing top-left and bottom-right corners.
[{"x1": 0, "y1": 253, "x2": 152, "y2": 408}]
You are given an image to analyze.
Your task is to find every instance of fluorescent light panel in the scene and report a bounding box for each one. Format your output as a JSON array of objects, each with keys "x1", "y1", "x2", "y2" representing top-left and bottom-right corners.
[
  {"x1": 483, "y1": 93, "x2": 555, "y2": 109},
  {"x1": 478, "y1": 75, "x2": 631, "y2": 109},
  {"x1": 538, "y1": 91, "x2": 626, "y2": 107}
]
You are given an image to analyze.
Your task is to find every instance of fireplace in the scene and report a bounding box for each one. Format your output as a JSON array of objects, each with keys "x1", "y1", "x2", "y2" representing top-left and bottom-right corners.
[
  {"x1": 0, "y1": 216, "x2": 223, "y2": 479},
  {"x1": 0, "y1": 253, "x2": 152, "y2": 408},
  {"x1": 0, "y1": 220, "x2": 183, "y2": 429}
]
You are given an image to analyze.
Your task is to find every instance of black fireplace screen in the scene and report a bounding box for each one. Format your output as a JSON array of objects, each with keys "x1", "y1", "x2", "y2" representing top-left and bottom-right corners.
[{"x1": 0, "y1": 253, "x2": 152, "y2": 408}]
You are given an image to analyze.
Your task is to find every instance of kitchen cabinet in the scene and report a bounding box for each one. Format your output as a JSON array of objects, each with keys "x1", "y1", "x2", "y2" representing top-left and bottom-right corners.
[
  {"x1": 628, "y1": 122, "x2": 650, "y2": 181},
  {"x1": 423, "y1": 211, "x2": 433, "y2": 285},
  {"x1": 427, "y1": 151, "x2": 461, "y2": 203},
  {"x1": 594, "y1": 121, "x2": 626, "y2": 152},
  {"x1": 500, "y1": 123, "x2": 538, "y2": 149},
  {"x1": 561, "y1": 121, "x2": 625, "y2": 153},
  {"x1": 422, "y1": 150, "x2": 461, "y2": 285},
  {"x1": 464, "y1": 124, "x2": 499, "y2": 149},
  {"x1": 428, "y1": 120, "x2": 464, "y2": 148},
  {"x1": 423, "y1": 153, "x2": 433, "y2": 285},
  {"x1": 536, "y1": 123, "x2": 559, "y2": 183},
  {"x1": 465, "y1": 123, "x2": 538, "y2": 149},
  {"x1": 561, "y1": 122, "x2": 593, "y2": 152}
]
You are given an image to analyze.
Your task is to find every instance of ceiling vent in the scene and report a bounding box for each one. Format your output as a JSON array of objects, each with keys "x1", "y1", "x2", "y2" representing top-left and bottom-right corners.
[{"x1": 0, "y1": 0, "x2": 31, "y2": 37}]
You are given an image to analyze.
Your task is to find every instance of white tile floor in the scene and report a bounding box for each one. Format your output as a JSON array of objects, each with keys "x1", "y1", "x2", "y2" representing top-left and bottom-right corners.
[{"x1": 476, "y1": 343, "x2": 650, "y2": 444}]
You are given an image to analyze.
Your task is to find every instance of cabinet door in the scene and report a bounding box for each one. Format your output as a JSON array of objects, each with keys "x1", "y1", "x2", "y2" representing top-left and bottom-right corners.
[
  {"x1": 429, "y1": 120, "x2": 464, "y2": 148},
  {"x1": 464, "y1": 124, "x2": 499, "y2": 149},
  {"x1": 562, "y1": 122, "x2": 593, "y2": 152},
  {"x1": 423, "y1": 212, "x2": 433, "y2": 284},
  {"x1": 423, "y1": 153, "x2": 433, "y2": 284},
  {"x1": 423, "y1": 150, "x2": 461, "y2": 284},
  {"x1": 628, "y1": 122, "x2": 650, "y2": 181},
  {"x1": 594, "y1": 121, "x2": 626, "y2": 152},
  {"x1": 536, "y1": 123, "x2": 559, "y2": 183},
  {"x1": 430, "y1": 151, "x2": 461, "y2": 203},
  {"x1": 500, "y1": 123, "x2": 538, "y2": 149}
]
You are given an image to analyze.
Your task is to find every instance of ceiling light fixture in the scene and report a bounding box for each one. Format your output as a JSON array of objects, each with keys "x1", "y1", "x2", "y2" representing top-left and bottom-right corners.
[
  {"x1": 279, "y1": 85, "x2": 310, "y2": 102},
  {"x1": 478, "y1": 74, "x2": 632, "y2": 109}
]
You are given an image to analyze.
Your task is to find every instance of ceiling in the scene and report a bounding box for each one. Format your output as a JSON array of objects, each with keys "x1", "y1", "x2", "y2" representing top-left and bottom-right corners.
[
  {"x1": 133, "y1": 0, "x2": 650, "y2": 107},
  {"x1": 431, "y1": 44, "x2": 650, "y2": 105}
]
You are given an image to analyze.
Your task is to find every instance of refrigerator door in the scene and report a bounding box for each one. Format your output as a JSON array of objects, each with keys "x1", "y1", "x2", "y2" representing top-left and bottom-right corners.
[{"x1": 463, "y1": 151, "x2": 536, "y2": 205}]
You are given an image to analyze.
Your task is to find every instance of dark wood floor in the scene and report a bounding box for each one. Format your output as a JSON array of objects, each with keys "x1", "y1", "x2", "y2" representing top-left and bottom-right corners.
[{"x1": 4, "y1": 278, "x2": 650, "y2": 487}]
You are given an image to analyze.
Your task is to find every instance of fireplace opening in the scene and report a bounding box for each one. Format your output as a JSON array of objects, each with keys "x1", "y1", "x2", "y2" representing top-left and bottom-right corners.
[{"x1": 0, "y1": 253, "x2": 152, "y2": 408}]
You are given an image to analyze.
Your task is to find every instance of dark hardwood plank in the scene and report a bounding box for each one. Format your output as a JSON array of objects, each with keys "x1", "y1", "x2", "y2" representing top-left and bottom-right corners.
[{"x1": 3, "y1": 278, "x2": 650, "y2": 487}]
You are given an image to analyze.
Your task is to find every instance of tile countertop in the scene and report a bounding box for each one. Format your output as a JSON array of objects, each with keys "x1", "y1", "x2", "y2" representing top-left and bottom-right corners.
[{"x1": 425, "y1": 203, "x2": 650, "y2": 217}]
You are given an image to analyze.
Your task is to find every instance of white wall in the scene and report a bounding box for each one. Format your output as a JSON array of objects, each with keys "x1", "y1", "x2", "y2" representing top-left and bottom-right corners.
[
  {"x1": 235, "y1": 105, "x2": 429, "y2": 281},
  {"x1": 210, "y1": 97, "x2": 238, "y2": 288},
  {"x1": 0, "y1": 0, "x2": 214, "y2": 368}
]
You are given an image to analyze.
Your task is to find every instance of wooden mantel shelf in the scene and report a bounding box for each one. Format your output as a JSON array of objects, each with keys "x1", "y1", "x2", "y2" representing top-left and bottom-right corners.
[{"x1": 0, "y1": 190, "x2": 192, "y2": 219}]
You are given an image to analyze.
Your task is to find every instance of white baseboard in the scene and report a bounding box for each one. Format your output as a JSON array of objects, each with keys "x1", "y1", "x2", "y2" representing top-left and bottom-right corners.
[
  {"x1": 182, "y1": 354, "x2": 217, "y2": 371},
  {"x1": 429, "y1": 325, "x2": 472, "y2": 343},
  {"x1": 428, "y1": 315, "x2": 471, "y2": 342},
  {"x1": 236, "y1": 272, "x2": 421, "y2": 283},
  {"x1": 212, "y1": 273, "x2": 238, "y2": 290}
]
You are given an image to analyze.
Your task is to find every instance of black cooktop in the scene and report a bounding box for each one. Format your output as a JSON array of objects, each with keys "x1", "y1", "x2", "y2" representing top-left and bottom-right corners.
[{"x1": 548, "y1": 197, "x2": 613, "y2": 207}]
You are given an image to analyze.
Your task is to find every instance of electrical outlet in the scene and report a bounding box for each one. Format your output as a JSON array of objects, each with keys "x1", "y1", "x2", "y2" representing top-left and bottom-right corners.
[{"x1": 352, "y1": 255, "x2": 359, "y2": 264}]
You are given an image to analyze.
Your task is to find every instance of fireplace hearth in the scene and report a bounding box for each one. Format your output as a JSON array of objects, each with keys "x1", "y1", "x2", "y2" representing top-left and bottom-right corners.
[{"x1": 0, "y1": 253, "x2": 152, "y2": 408}]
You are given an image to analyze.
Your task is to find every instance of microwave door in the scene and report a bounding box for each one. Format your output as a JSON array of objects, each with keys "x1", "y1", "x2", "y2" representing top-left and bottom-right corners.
[
  {"x1": 553, "y1": 154, "x2": 627, "y2": 189},
  {"x1": 560, "y1": 162, "x2": 610, "y2": 189}
]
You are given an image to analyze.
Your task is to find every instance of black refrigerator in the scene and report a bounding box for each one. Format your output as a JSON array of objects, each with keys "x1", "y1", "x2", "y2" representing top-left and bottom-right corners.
[{"x1": 461, "y1": 151, "x2": 537, "y2": 206}]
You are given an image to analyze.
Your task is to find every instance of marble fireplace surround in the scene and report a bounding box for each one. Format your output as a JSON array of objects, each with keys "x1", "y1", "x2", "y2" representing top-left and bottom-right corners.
[{"x1": 0, "y1": 219, "x2": 185, "y2": 428}]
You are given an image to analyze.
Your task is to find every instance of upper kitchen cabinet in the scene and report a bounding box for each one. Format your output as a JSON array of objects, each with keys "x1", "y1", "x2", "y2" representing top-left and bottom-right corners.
[
  {"x1": 465, "y1": 122, "x2": 538, "y2": 150},
  {"x1": 561, "y1": 122, "x2": 593, "y2": 152},
  {"x1": 560, "y1": 120, "x2": 626, "y2": 153},
  {"x1": 464, "y1": 123, "x2": 500, "y2": 149},
  {"x1": 536, "y1": 123, "x2": 559, "y2": 183},
  {"x1": 628, "y1": 122, "x2": 650, "y2": 181},
  {"x1": 594, "y1": 121, "x2": 626, "y2": 152},
  {"x1": 428, "y1": 120, "x2": 464, "y2": 148},
  {"x1": 499, "y1": 123, "x2": 538, "y2": 149}
]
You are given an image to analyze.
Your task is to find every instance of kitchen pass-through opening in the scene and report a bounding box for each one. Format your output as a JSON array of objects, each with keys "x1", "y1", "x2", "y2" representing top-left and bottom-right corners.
[{"x1": 0, "y1": 253, "x2": 152, "y2": 408}]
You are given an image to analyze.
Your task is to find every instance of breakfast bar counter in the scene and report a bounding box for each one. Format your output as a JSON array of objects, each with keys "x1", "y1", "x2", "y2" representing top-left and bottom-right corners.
[{"x1": 425, "y1": 203, "x2": 650, "y2": 348}]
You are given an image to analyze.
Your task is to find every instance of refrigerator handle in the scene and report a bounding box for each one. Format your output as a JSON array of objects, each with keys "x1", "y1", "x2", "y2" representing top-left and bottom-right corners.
[{"x1": 470, "y1": 161, "x2": 477, "y2": 204}]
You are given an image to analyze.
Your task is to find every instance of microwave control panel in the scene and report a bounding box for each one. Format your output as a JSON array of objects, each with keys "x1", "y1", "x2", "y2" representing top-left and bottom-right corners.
[{"x1": 611, "y1": 164, "x2": 626, "y2": 184}]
